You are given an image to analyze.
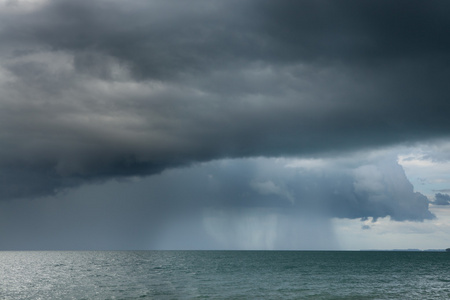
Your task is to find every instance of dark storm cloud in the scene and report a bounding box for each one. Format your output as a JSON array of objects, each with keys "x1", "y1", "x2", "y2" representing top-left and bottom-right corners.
[
  {"x1": 433, "y1": 193, "x2": 450, "y2": 206},
  {"x1": 1, "y1": 0, "x2": 450, "y2": 202},
  {"x1": 0, "y1": 155, "x2": 433, "y2": 250},
  {"x1": 257, "y1": 1, "x2": 450, "y2": 62},
  {"x1": 222, "y1": 156, "x2": 434, "y2": 222}
]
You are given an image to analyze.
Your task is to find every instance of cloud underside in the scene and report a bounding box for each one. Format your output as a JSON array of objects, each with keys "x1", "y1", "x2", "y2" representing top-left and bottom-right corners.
[
  {"x1": 170, "y1": 157, "x2": 435, "y2": 222},
  {"x1": 434, "y1": 193, "x2": 450, "y2": 206},
  {"x1": 0, "y1": 0, "x2": 448, "y2": 221}
]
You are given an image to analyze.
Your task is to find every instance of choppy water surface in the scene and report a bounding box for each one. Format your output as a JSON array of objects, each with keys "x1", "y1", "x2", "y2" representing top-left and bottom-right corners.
[{"x1": 1, "y1": 251, "x2": 449, "y2": 299}]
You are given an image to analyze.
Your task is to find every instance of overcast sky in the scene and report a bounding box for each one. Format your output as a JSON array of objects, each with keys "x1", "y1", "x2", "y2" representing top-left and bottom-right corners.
[{"x1": 1, "y1": 0, "x2": 450, "y2": 250}]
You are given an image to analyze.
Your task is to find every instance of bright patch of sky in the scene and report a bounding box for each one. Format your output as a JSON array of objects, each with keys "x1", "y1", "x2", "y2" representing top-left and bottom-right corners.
[
  {"x1": 398, "y1": 151, "x2": 450, "y2": 197},
  {"x1": 333, "y1": 206, "x2": 450, "y2": 250},
  {"x1": 330, "y1": 143, "x2": 450, "y2": 251}
]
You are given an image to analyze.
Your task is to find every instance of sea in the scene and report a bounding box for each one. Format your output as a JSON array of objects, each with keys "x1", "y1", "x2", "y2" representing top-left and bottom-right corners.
[{"x1": 1, "y1": 251, "x2": 449, "y2": 299}]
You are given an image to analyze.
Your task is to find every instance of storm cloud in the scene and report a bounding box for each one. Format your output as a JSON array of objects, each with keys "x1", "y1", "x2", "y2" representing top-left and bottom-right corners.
[
  {"x1": 433, "y1": 193, "x2": 450, "y2": 206},
  {"x1": 0, "y1": 0, "x2": 449, "y2": 226},
  {"x1": 0, "y1": 153, "x2": 434, "y2": 250}
]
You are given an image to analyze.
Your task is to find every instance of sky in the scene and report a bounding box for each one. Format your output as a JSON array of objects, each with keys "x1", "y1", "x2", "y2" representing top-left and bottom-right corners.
[{"x1": 1, "y1": 0, "x2": 450, "y2": 250}]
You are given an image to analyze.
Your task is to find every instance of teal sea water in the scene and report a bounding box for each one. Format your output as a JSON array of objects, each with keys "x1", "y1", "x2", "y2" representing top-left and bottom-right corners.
[{"x1": 1, "y1": 251, "x2": 450, "y2": 299}]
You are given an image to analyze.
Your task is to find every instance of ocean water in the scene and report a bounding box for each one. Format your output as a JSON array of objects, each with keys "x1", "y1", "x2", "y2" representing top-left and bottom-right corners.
[{"x1": 1, "y1": 251, "x2": 450, "y2": 299}]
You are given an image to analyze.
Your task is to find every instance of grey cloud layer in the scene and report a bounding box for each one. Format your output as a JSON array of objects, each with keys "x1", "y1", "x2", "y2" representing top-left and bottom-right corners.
[
  {"x1": 203, "y1": 156, "x2": 434, "y2": 221},
  {"x1": 1, "y1": 0, "x2": 450, "y2": 201},
  {"x1": 433, "y1": 193, "x2": 450, "y2": 206},
  {"x1": 0, "y1": 155, "x2": 433, "y2": 250}
]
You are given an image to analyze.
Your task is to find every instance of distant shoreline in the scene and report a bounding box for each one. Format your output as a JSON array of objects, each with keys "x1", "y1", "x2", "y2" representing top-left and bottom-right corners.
[{"x1": 360, "y1": 249, "x2": 448, "y2": 252}]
